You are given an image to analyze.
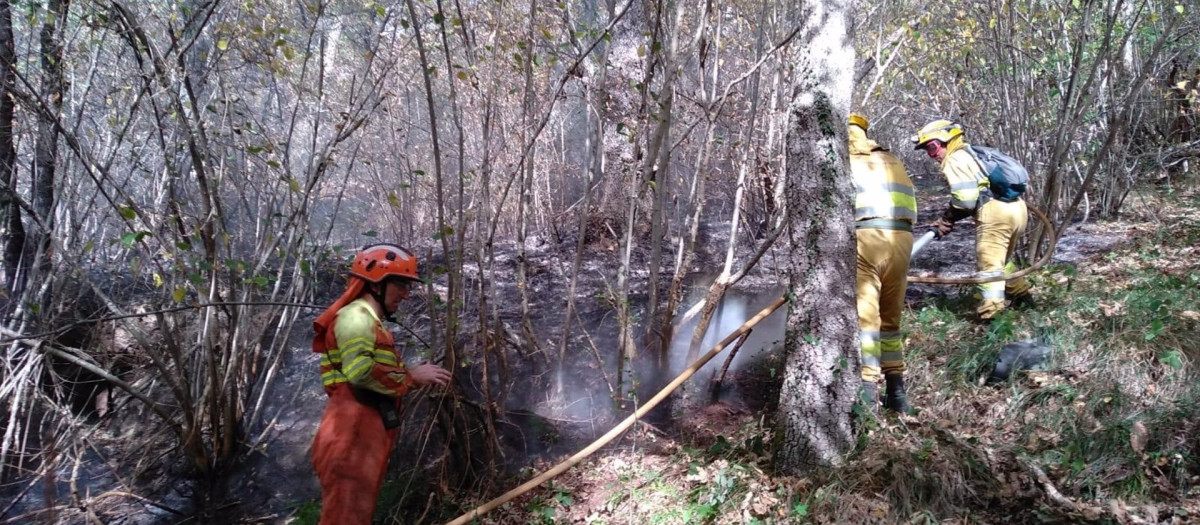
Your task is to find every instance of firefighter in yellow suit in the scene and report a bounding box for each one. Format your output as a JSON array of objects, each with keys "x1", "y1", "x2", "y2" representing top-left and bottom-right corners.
[
  {"x1": 913, "y1": 120, "x2": 1035, "y2": 321},
  {"x1": 849, "y1": 114, "x2": 917, "y2": 414}
]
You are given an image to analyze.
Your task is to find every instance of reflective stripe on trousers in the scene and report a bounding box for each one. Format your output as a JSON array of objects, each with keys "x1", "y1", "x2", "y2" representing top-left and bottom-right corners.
[
  {"x1": 857, "y1": 228, "x2": 913, "y2": 382},
  {"x1": 975, "y1": 199, "x2": 1032, "y2": 319},
  {"x1": 313, "y1": 383, "x2": 398, "y2": 525}
]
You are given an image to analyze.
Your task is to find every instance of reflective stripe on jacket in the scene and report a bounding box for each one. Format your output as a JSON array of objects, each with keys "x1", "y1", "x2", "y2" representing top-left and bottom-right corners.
[
  {"x1": 940, "y1": 138, "x2": 988, "y2": 214},
  {"x1": 318, "y1": 298, "x2": 413, "y2": 396},
  {"x1": 849, "y1": 132, "x2": 917, "y2": 223}
]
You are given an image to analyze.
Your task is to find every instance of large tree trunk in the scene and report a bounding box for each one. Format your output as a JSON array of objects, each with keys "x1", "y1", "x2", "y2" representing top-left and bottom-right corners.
[
  {"x1": 27, "y1": 0, "x2": 69, "y2": 315},
  {"x1": 0, "y1": 0, "x2": 21, "y2": 298},
  {"x1": 775, "y1": 0, "x2": 858, "y2": 474}
]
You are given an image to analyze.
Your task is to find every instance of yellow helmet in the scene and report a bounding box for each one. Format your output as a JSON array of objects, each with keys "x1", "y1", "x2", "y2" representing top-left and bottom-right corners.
[
  {"x1": 848, "y1": 113, "x2": 869, "y2": 131},
  {"x1": 912, "y1": 119, "x2": 963, "y2": 149}
]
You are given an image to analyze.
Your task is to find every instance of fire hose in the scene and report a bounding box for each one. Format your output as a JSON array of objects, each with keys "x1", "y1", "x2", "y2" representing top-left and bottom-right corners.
[
  {"x1": 444, "y1": 296, "x2": 788, "y2": 525},
  {"x1": 907, "y1": 205, "x2": 1058, "y2": 285}
]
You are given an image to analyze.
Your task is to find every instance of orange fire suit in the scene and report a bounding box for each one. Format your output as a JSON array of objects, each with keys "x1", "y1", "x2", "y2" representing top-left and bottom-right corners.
[{"x1": 312, "y1": 293, "x2": 415, "y2": 525}]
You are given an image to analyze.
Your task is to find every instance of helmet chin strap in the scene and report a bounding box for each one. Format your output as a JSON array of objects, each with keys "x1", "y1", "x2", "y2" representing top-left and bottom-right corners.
[{"x1": 369, "y1": 283, "x2": 395, "y2": 319}]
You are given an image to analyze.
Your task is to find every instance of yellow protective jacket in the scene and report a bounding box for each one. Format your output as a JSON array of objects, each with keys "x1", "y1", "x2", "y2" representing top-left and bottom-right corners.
[
  {"x1": 939, "y1": 137, "x2": 989, "y2": 217},
  {"x1": 317, "y1": 298, "x2": 413, "y2": 396},
  {"x1": 849, "y1": 128, "x2": 917, "y2": 225}
]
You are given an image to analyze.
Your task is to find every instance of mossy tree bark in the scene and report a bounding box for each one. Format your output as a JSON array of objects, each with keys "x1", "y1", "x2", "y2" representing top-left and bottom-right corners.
[{"x1": 775, "y1": 0, "x2": 859, "y2": 474}]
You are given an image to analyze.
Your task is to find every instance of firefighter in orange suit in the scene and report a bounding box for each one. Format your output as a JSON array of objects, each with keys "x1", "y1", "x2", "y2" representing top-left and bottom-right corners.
[
  {"x1": 311, "y1": 243, "x2": 452, "y2": 525},
  {"x1": 913, "y1": 120, "x2": 1035, "y2": 321},
  {"x1": 849, "y1": 114, "x2": 917, "y2": 414}
]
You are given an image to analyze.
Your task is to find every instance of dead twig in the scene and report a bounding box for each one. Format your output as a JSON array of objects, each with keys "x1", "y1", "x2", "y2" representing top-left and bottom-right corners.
[
  {"x1": 1017, "y1": 454, "x2": 1100, "y2": 517},
  {"x1": 710, "y1": 331, "x2": 751, "y2": 404}
]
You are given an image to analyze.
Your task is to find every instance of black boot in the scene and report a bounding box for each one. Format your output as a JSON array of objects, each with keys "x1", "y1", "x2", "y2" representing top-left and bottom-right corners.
[
  {"x1": 883, "y1": 373, "x2": 909, "y2": 414},
  {"x1": 1011, "y1": 293, "x2": 1038, "y2": 310},
  {"x1": 860, "y1": 381, "x2": 879, "y2": 416}
]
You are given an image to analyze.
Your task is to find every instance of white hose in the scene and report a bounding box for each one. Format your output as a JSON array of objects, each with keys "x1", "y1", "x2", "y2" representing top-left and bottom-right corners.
[{"x1": 910, "y1": 230, "x2": 936, "y2": 257}]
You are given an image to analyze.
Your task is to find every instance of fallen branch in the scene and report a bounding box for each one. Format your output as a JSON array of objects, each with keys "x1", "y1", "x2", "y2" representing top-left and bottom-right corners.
[{"x1": 1016, "y1": 454, "x2": 1082, "y2": 513}]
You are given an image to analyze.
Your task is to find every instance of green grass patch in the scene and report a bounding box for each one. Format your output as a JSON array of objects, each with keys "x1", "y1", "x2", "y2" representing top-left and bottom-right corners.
[{"x1": 287, "y1": 499, "x2": 320, "y2": 525}]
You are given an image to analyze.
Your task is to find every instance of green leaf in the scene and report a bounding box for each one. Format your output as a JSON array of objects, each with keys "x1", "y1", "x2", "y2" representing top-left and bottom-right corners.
[
  {"x1": 119, "y1": 205, "x2": 137, "y2": 219},
  {"x1": 83, "y1": 239, "x2": 94, "y2": 252},
  {"x1": 225, "y1": 258, "x2": 245, "y2": 273},
  {"x1": 1145, "y1": 318, "x2": 1163, "y2": 340},
  {"x1": 637, "y1": 45, "x2": 645, "y2": 57},
  {"x1": 288, "y1": 177, "x2": 301, "y2": 193},
  {"x1": 1160, "y1": 349, "x2": 1183, "y2": 369},
  {"x1": 300, "y1": 260, "x2": 311, "y2": 275},
  {"x1": 217, "y1": 39, "x2": 228, "y2": 50},
  {"x1": 173, "y1": 287, "x2": 186, "y2": 302},
  {"x1": 433, "y1": 12, "x2": 444, "y2": 24},
  {"x1": 388, "y1": 193, "x2": 401, "y2": 207},
  {"x1": 1175, "y1": 4, "x2": 1185, "y2": 14},
  {"x1": 176, "y1": 241, "x2": 192, "y2": 250},
  {"x1": 400, "y1": 18, "x2": 409, "y2": 28},
  {"x1": 362, "y1": 230, "x2": 378, "y2": 237}
]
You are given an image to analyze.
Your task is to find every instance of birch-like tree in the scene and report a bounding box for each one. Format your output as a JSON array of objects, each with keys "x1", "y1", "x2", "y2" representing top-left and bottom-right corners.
[{"x1": 776, "y1": 0, "x2": 859, "y2": 473}]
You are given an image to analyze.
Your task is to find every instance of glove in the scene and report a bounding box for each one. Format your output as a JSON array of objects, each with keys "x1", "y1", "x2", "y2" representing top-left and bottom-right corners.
[{"x1": 932, "y1": 217, "x2": 954, "y2": 239}]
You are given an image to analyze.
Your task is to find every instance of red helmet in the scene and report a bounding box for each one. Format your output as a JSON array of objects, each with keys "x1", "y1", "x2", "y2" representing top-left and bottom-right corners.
[{"x1": 351, "y1": 243, "x2": 419, "y2": 283}]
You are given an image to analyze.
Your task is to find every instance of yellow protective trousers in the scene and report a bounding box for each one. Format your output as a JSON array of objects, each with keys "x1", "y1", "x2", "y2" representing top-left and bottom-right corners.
[
  {"x1": 975, "y1": 198, "x2": 1033, "y2": 319},
  {"x1": 856, "y1": 228, "x2": 913, "y2": 383},
  {"x1": 312, "y1": 383, "x2": 398, "y2": 525}
]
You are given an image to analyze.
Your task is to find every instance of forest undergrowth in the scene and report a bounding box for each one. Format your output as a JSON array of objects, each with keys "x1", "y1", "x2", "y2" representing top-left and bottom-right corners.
[{"x1": 425, "y1": 185, "x2": 1200, "y2": 524}]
